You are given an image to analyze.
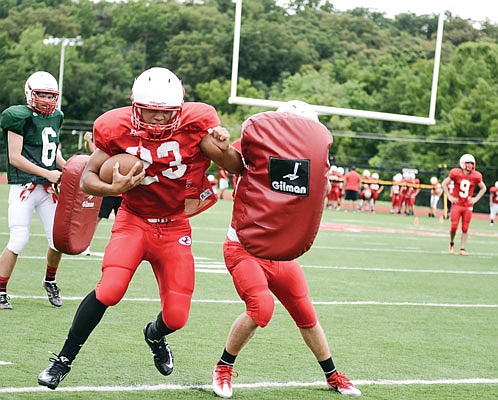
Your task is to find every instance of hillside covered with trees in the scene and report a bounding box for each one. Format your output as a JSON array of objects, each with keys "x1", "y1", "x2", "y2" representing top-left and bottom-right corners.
[{"x1": 0, "y1": 0, "x2": 497, "y2": 189}]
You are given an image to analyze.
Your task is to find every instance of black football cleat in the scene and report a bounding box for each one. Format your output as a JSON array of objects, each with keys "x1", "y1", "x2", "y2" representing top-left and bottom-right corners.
[
  {"x1": 0, "y1": 292, "x2": 12, "y2": 309},
  {"x1": 42, "y1": 280, "x2": 62, "y2": 307},
  {"x1": 143, "y1": 323, "x2": 174, "y2": 376},
  {"x1": 38, "y1": 353, "x2": 71, "y2": 390}
]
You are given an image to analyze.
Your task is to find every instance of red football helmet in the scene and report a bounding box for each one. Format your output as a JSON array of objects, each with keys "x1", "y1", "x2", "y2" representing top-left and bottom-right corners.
[{"x1": 130, "y1": 67, "x2": 184, "y2": 140}]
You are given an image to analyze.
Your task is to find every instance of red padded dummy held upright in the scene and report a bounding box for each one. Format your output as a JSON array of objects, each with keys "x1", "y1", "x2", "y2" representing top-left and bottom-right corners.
[
  {"x1": 233, "y1": 111, "x2": 332, "y2": 260},
  {"x1": 53, "y1": 154, "x2": 102, "y2": 254}
]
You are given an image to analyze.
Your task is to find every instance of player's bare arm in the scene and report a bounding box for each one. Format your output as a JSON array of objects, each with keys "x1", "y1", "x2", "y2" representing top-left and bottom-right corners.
[
  {"x1": 200, "y1": 126, "x2": 244, "y2": 174},
  {"x1": 56, "y1": 146, "x2": 66, "y2": 170},
  {"x1": 7, "y1": 130, "x2": 62, "y2": 183},
  {"x1": 80, "y1": 148, "x2": 144, "y2": 196},
  {"x1": 469, "y1": 181, "x2": 487, "y2": 205}
]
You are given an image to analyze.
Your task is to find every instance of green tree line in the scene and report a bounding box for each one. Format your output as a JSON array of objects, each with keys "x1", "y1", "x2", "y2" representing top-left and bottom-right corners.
[{"x1": 0, "y1": 0, "x2": 497, "y2": 196}]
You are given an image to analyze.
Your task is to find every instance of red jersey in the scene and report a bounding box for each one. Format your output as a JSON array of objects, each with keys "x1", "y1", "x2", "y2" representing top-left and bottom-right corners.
[
  {"x1": 343, "y1": 170, "x2": 361, "y2": 191},
  {"x1": 448, "y1": 168, "x2": 483, "y2": 207},
  {"x1": 94, "y1": 102, "x2": 219, "y2": 219},
  {"x1": 490, "y1": 186, "x2": 498, "y2": 205},
  {"x1": 218, "y1": 166, "x2": 229, "y2": 180}
]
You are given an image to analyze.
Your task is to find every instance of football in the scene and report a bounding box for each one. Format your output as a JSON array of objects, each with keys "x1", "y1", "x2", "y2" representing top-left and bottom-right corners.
[{"x1": 99, "y1": 153, "x2": 144, "y2": 184}]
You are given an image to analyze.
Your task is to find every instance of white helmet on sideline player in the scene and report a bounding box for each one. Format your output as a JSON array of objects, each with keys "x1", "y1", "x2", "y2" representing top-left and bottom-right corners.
[
  {"x1": 393, "y1": 173, "x2": 402, "y2": 183},
  {"x1": 495, "y1": 181, "x2": 498, "y2": 188},
  {"x1": 372, "y1": 172, "x2": 379, "y2": 180},
  {"x1": 24, "y1": 71, "x2": 59, "y2": 114},
  {"x1": 276, "y1": 100, "x2": 319, "y2": 122},
  {"x1": 459, "y1": 153, "x2": 476, "y2": 171},
  {"x1": 430, "y1": 176, "x2": 438, "y2": 185},
  {"x1": 362, "y1": 169, "x2": 371, "y2": 178},
  {"x1": 337, "y1": 167, "x2": 344, "y2": 175},
  {"x1": 131, "y1": 67, "x2": 184, "y2": 140}
]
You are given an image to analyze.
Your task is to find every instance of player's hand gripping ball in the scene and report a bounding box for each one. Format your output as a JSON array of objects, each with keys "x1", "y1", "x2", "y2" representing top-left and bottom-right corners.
[{"x1": 99, "y1": 154, "x2": 144, "y2": 184}]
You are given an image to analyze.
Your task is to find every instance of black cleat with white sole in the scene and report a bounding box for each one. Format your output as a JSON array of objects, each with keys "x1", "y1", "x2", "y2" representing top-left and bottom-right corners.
[
  {"x1": 38, "y1": 353, "x2": 71, "y2": 390},
  {"x1": 143, "y1": 323, "x2": 174, "y2": 376}
]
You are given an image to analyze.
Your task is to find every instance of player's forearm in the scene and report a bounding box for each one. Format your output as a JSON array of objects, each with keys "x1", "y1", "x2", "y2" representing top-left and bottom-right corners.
[
  {"x1": 56, "y1": 151, "x2": 66, "y2": 170},
  {"x1": 80, "y1": 171, "x2": 121, "y2": 196},
  {"x1": 473, "y1": 188, "x2": 487, "y2": 203},
  {"x1": 10, "y1": 155, "x2": 55, "y2": 180},
  {"x1": 218, "y1": 146, "x2": 244, "y2": 175}
]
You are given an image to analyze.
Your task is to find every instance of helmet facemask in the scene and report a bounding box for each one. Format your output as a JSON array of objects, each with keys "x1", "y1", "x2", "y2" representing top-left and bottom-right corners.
[
  {"x1": 131, "y1": 103, "x2": 182, "y2": 141},
  {"x1": 24, "y1": 71, "x2": 59, "y2": 115},
  {"x1": 130, "y1": 67, "x2": 184, "y2": 141}
]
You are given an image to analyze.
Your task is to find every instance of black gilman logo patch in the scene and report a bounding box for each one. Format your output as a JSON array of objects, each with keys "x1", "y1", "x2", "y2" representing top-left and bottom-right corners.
[{"x1": 269, "y1": 157, "x2": 310, "y2": 197}]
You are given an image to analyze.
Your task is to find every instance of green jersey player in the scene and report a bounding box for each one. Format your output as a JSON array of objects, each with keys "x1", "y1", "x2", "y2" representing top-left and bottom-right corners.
[{"x1": 0, "y1": 71, "x2": 66, "y2": 309}]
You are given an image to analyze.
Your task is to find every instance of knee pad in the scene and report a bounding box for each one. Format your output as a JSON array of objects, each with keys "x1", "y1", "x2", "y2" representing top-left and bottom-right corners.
[
  {"x1": 95, "y1": 284, "x2": 126, "y2": 307},
  {"x1": 95, "y1": 267, "x2": 132, "y2": 306},
  {"x1": 286, "y1": 296, "x2": 318, "y2": 329},
  {"x1": 246, "y1": 292, "x2": 275, "y2": 328},
  {"x1": 7, "y1": 226, "x2": 30, "y2": 254},
  {"x1": 161, "y1": 292, "x2": 192, "y2": 331}
]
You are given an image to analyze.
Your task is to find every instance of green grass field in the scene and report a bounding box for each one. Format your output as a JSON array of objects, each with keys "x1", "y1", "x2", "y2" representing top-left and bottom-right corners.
[{"x1": 1, "y1": 184, "x2": 497, "y2": 400}]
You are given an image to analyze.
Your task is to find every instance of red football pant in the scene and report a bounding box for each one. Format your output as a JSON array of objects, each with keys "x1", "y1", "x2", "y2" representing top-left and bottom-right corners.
[
  {"x1": 95, "y1": 209, "x2": 194, "y2": 331},
  {"x1": 223, "y1": 239, "x2": 317, "y2": 329},
  {"x1": 450, "y1": 204, "x2": 473, "y2": 233}
]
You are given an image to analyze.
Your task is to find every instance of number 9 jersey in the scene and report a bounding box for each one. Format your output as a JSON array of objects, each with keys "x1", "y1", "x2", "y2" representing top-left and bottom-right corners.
[
  {"x1": 0, "y1": 105, "x2": 64, "y2": 185},
  {"x1": 448, "y1": 167, "x2": 483, "y2": 207}
]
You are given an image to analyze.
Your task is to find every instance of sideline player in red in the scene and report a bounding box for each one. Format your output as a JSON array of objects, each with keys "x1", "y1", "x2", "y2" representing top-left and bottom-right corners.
[
  {"x1": 490, "y1": 181, "x2": 498, "y2": 225},
  {"x1": 442, "y1": 153, "x2": 486, "y2": 255},
  {"x1": 218, "y1": 166, "x2": 229, "y2": 199},
  {"x1": 38, "y1": 67, "x2": 243, "y2": 389},
  {"x1": 429, "y1": 176, "x2": 443, "y2": 218},
  {"x1": 211, "y1": 101, "x2": 361, "y2": 398}
]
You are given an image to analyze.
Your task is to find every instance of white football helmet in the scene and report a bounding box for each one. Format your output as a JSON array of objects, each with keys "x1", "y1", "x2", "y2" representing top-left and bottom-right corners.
[
  {"x1": 131, "y1": 67, "x2": 184, "y2": 140},
  {"x1": 372, "y1": 172, "x2": 379, "y2": 180},
  {"x1": 459, "y1": 153, "x2": 476, "y2": 171},
  {"x1": 495, "y1": 181, "x2": 498, "y2": 188},
  {"x1": 276, "y1": 100, "x2": 319, "y2": 122},
  {"x1": 337, "y1": 167, "x2": 344, "y2": 175},
  {"x1": 393, "y1": 173, "x2": 402, "y2": 183},
  {"x1": 430, "y1": 176, "x2": 438, "y2": 185},
  {"x1": 24, "y1": 71, "x2": 59, "y2": 114},
  {"x1": 362, "y1": 169, "x2": 371, "y2": 178},
  {"x1": 329, "y1": 165, "x2": 338, "y2": 173}
]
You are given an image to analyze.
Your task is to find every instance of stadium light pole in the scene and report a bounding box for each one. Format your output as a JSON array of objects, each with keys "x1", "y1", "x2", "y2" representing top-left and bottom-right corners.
[{"x1": 43, "y1": 35, "x2": 83, "y2": 110}]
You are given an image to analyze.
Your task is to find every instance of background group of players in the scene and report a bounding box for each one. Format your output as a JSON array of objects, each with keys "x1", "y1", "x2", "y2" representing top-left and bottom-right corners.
[{"x1": 325, "y1": 167, "x2": 430, "y2": 215}]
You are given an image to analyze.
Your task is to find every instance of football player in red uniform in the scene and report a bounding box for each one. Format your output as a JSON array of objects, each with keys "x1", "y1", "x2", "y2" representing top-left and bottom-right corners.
[
  {"x1": 490, "y1": 181, "x2": 498, "y2": 225},
  {"x1": 390, "y1": 173, "x2": 402, "y2": 214},
  {"x1": 429, "y1": 176, "x2": 443, "y2": 218},
  {"x1": 218, "y1": 166, "x2": 229, "y2": 199},
  {"x1": 0, "y1": 71, "x2": 66, "y2": 310},
  {"x1": 369, "y1": 172, "x2": 383, "y2": 213},
  {"x1": 38, "y1": 67, "x2": 243, "y2": 390},
  {"x1": 442, "y1": 154, "x2": 486, "y2": 255},
  {"x1": 211, "y1": 101, "x2": 361, "y2": 398}
]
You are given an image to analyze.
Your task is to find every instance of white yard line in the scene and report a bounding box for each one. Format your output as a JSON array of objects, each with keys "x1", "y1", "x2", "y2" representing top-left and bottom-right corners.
[
  {"x1": 1, "y1": 378, "x2": 498, "y2": 393},
  {"x1": 5, "y1": 294, "x2": 497, "y2": 308}
]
